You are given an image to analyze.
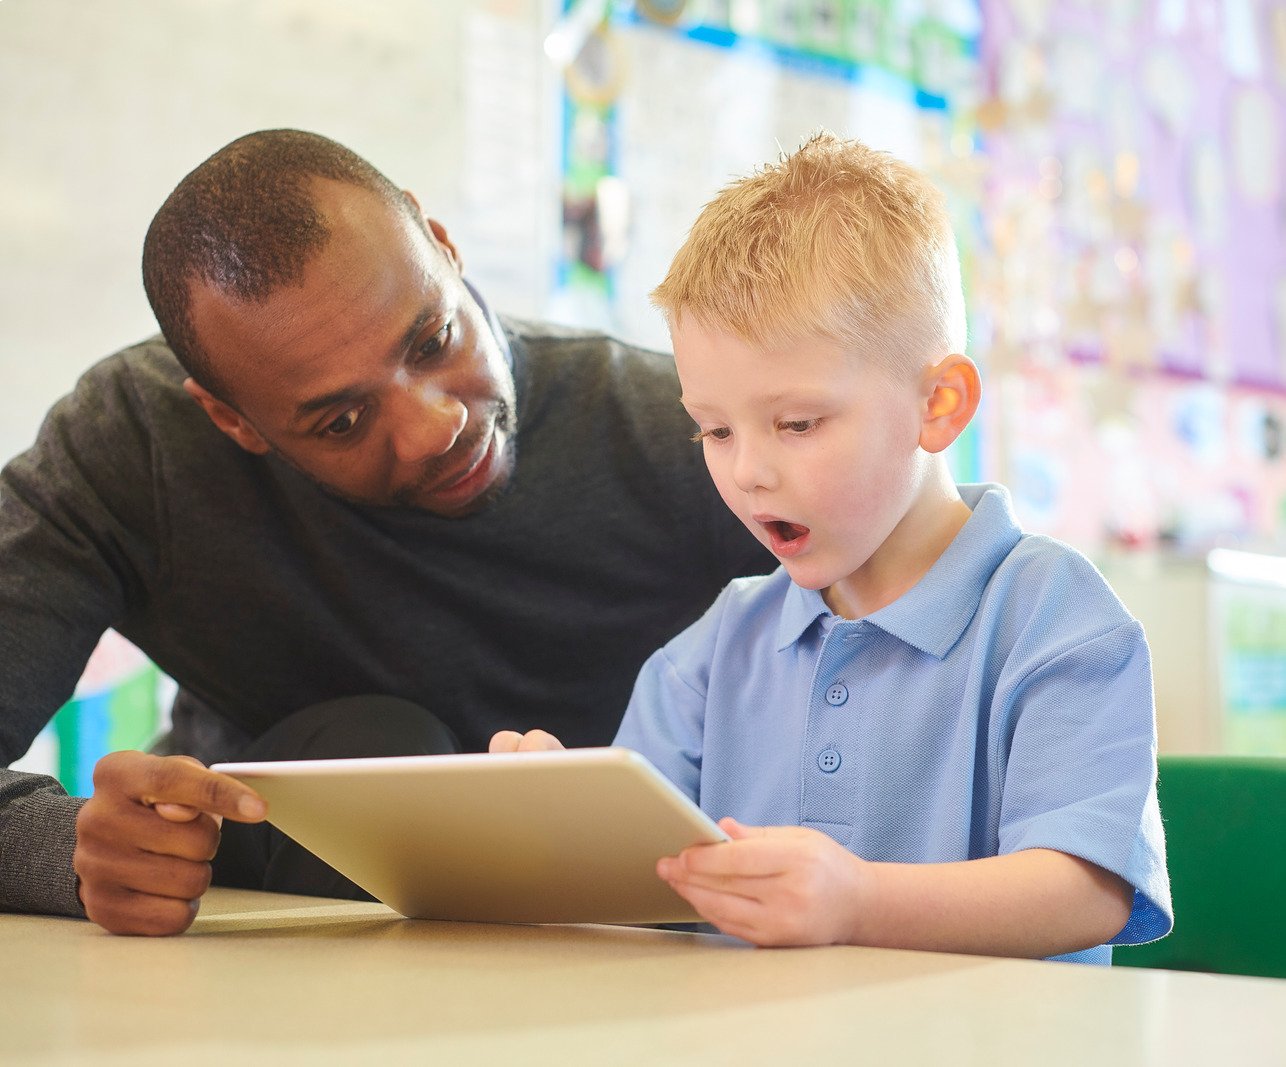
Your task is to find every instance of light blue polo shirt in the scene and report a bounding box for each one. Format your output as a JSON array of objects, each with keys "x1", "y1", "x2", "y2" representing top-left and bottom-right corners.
[{"x1": 615, "y1": 483, "x2": 1172, "y2": 964}]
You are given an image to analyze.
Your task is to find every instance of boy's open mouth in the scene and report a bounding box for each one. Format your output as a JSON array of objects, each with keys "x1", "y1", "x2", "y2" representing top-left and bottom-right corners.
[
  {"x1": 769, "y1": 520, "x2": 809, "y2": 542},
  {"x1": 761, "y1": 520, "x2": 811, "y2": 559}
]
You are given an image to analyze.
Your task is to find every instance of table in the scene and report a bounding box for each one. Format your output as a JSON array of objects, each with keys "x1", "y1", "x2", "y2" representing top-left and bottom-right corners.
[{"x1": 5, "y1": 888, "x2": 1283, "y2": 1065}]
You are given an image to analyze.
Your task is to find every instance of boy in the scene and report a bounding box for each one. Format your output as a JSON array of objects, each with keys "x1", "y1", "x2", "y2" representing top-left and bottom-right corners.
[{"x1": 492, "y1": 133, "x2": 1171, "y2": 963}]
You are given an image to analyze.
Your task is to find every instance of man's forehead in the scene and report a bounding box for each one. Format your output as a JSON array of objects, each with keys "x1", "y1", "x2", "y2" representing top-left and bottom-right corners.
[{"x1": 185, "y1": 215, "x2": 453, "y2": 402}]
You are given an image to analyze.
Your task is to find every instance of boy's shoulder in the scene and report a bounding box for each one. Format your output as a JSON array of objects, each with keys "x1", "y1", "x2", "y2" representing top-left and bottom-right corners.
[
  {"x1": 663, "y1": 568, "x2": 793, "y2": 653},
  {"x1": 953, "y1": 483, "x2": 1130, "y2": 621},
  {"x1": 972, "y1": 528, "x2": 1143, "y2": 677},
  {"x1": 995, "y1": 530, "x2": 1130, "y2": 619},
  {"x1": 720, "y1": 568, "x2": 795, "y2": 613}
]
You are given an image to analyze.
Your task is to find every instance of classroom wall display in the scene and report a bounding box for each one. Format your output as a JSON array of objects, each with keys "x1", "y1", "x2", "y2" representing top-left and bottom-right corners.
[
  {"x1": 975, "y1": 0, "x2": 1286, "y2": 554},
  {"x1": 548, "y1": 0, "x2": 1286, "y2": 556},
  {"x1": 8, "y1": 631, "x2": 170, "y2": 796},
  {"x1": 547, "y1": 0, "x2": 988, "y2": 483}
]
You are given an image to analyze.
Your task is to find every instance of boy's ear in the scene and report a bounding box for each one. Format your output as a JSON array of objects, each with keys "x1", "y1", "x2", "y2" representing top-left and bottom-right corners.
[
  {"x1": 182, "y1": 378, "x2": 272, "y2": 455},
  {"x1": 918, "y1": 354, "x2": 981, "y2": 454}
]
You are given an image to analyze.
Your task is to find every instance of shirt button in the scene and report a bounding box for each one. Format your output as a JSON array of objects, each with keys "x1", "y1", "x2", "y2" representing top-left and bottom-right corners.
[
  {"x1": 817, "y1": 748, "x2": 842, "y2": 773},
  {"x1": 825, "y1": 683, "x2": 849, "y2": 706}
]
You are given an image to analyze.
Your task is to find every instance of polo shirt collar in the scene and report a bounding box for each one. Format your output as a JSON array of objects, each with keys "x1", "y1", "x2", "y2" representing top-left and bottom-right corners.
[{"x1": 774, "y1": 483, "x2": 1024, "y2": 658}]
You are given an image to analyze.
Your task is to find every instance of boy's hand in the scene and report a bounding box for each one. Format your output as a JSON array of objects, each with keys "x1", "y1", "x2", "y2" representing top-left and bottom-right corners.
[
  {"x1": 657, "y1": 817, "x2": 868, "y2": 946},
  {"x1": 74, "y1": 751, "x2": 267, "y2": 937},
  {"x1": 487, "y1": 729, "x2": 565, "y2": 753}
]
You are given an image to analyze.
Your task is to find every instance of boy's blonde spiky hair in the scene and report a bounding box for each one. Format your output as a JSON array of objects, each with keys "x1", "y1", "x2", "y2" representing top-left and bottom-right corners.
[{"x1": 651, "y1": 131, "x2": 967, "y2": 374}]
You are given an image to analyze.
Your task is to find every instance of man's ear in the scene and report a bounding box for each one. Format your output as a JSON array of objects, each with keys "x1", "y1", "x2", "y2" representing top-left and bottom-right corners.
[
  {"x1": 402, "y1": 190, "x2": 463, "y2": 275},
  {"x1": 918, "y1": 353, "x2": 981, "y2": 454},
  {"x1": 182, "y1": 378, "x2": 271, "y2": 455}
]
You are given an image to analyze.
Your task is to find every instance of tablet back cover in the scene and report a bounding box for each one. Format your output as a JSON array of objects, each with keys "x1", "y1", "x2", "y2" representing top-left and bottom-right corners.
[{"x1": 214, "y1": 748, "x2": 724, "y2": 924}]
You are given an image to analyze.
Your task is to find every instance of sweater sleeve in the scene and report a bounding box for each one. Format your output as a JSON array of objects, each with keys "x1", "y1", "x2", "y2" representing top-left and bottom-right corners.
[
  {"x1": 0, "y1": 348, "x2": 164, "y2": 915},
  {"x1": 0, "y1": 770, "x2": 87, "y2": 916}
]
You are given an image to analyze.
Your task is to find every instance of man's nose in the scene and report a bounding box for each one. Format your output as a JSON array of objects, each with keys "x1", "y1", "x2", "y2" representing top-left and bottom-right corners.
[{"x1": 389, "y1": 387, "x2": 467, "y2": 463}]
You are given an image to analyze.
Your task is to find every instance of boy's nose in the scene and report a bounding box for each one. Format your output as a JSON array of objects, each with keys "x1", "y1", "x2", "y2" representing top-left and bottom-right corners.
[
  {"x1": 730, "y1": 439, "x2": 774, "y2": 493},
  {"x1": 389, "y1": 388, "x2": 467, "y2": 464}
]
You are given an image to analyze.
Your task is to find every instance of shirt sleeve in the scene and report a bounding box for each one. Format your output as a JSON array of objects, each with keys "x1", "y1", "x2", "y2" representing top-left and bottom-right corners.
[
  {"x1": 613, "y1": 588, "x2": 738, "y2": 805},
  {"x1": 998, "y1": 619, "x2": 1172, "y2": 946}
]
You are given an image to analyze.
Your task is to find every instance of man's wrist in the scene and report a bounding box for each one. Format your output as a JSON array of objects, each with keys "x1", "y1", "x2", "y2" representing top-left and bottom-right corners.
[{"x1": 0, "y1": 782, "x2": 89, "y2": 918}]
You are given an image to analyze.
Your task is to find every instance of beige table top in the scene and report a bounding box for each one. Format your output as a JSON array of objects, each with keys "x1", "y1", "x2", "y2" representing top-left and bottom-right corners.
[{"x1": 5, "y1": 887, "x2": 1283, "y2": 1066}]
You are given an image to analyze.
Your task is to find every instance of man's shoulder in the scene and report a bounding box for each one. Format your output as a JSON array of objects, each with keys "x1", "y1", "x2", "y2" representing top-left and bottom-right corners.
[
  {"x1": 503, "y1": 315, "x2": 691, "y2": 439},
  {"x1": 29, "y1": 335, "x2": 224, "y2": 473},
  {"x1": 501, "y1": 314, "x2": 667, "y2": 357},
  {"x1": 75, "y1": 335, "x2": 190, "y2": 411},
  {"x1": 501, "y1": 315, "x2": 675, "y2": 384}
]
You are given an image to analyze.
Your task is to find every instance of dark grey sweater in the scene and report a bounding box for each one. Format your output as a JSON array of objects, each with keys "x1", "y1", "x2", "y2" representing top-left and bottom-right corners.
[{"x1": 0, "y1": 316, "x2": 770, "y2": 917}]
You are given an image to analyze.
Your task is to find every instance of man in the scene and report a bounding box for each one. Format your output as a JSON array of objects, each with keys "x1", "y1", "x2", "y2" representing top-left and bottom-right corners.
[{"x1": 0, "y1": 130, "x2": 769, "y2": 936}]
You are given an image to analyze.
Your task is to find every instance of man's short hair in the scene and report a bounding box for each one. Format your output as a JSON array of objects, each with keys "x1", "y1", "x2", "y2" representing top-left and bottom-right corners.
[
  {"x1": 651, "y1": 131, "x2": 967, "y2": 375},
  {"x1": 142, "y1": 129, "x2": 414, "y2": 400}
]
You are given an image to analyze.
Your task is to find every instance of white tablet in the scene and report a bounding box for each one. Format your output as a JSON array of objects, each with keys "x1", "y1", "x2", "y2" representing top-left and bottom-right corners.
[{"x1": 211, "y1": 747, "x2": 726, "y2": 925}]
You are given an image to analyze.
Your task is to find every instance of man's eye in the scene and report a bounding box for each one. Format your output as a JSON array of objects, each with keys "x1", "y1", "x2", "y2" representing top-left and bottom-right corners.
[
  {"x1": 322, "y1": 406, "x2": 365, "y2": 437},
  {"x1": 416, "y1": 320, "x2": 453, "y2": 362}
]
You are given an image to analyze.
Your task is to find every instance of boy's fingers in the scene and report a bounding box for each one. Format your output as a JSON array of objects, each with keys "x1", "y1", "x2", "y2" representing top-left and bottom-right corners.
[
  {"x1": 517, "y1": 730, "x2": 564, "y2": 751},
  {"x1": 665, "y1": 878, "x2": 763, "y2": 929},
  {"x1": 659, "y1": 853, "x2": 766, "y2": 899},
  {"x1": 677, "y1": 838, "x2": 792, "y2": 878},
  {"x1": 721, "y1": 816, "x2": 777, "y2": 839},
  {"x1": 489, "y1": 731, "x2": 523, "y2": 753},
  {"x1": 489, "y1": 730, "x2": 564, "y2": 752}
]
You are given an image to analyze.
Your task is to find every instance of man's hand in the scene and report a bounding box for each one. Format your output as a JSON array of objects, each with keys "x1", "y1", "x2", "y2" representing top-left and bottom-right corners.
[
  {"x1": 74, "y1": 751, "x2": 267, "y2": 936},
  {"x1": 657, "y1": 818, "x2": 869, "y2": 947},
  {"x1": 487, "y1": 729, "x2": 565, "y2": 753}
]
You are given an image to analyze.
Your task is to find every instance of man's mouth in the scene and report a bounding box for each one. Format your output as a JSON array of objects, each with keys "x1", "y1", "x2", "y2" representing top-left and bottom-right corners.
[
  {"x1": 392, "y1": 420, "x2": 503, "y2": 514},
  {"x1": 423, "y1": 425, "x2": 495, "y2": 495}
]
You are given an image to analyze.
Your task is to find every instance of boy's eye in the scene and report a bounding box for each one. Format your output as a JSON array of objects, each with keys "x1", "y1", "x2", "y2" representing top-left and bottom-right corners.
[
  {"x1": 322, "y1": 406, "x2": 365, "y2": 437},
  {"x1": 415, "y1": 320, "x2": 453, "y2": 362},
  {"x1": 690, "y1": 426, "x2": 732, "y2": 443},
  {"x1": 780, "y1": 419, "x2": 819, "y2": 434}
]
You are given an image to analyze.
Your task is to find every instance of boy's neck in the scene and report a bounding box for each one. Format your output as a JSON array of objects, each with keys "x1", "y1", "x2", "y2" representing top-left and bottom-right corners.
[{"x1": 823, "y1": 468, "x2": 972, "y2": 620}]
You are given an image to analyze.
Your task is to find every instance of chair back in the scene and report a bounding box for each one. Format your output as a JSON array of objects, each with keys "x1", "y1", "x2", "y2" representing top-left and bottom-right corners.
[{"x1": 1114, "y1": 754, "x2": 1286, "y2": 978}]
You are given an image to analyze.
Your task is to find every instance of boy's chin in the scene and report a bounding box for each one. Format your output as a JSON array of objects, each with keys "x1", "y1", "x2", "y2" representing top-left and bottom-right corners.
[{"x1": 780, "y1": 561, "x2": 837, "y2": 592}]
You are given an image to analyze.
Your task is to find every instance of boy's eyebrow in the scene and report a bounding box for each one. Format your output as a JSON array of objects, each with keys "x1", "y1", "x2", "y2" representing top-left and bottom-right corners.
[{"x1": 682, "y1": 390, "x2": 831, "y2": 410}]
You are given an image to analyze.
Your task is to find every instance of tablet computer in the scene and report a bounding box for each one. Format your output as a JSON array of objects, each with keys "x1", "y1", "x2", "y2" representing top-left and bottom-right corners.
[{"x1": 211, "y1": 747, "x2": 726, "y2": 925}]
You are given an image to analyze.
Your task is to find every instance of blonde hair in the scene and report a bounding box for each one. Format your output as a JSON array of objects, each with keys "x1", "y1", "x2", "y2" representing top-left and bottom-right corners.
[{"x1": 652, "y1": 131, "x2": 966, "y2": 375}]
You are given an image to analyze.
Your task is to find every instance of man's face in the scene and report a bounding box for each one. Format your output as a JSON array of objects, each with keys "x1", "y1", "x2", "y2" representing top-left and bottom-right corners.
[{"x1": 187, "y1": 180, "x2": 517, "y2": 517}]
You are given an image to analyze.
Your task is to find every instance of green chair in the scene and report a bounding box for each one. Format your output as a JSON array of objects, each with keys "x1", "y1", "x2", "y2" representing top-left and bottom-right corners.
[{"x1": 1114, "y1": 754, "x2": 1286, "y2": 979}]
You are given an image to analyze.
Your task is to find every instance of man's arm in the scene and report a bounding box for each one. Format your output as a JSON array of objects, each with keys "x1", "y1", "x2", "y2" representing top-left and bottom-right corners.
[
  {"x1": 0, "y1": 350, "x2": 164, "y2": 916},
  {"x1": 0, "y1": 769, "x2": 87, "y2": 916}
]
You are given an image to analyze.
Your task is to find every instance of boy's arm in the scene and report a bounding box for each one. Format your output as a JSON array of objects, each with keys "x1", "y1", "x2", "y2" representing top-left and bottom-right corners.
[{"x1": 660, "y1": 819, "x2": 1132, "y2": 956}]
